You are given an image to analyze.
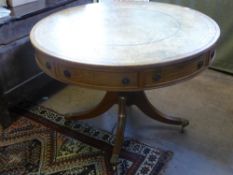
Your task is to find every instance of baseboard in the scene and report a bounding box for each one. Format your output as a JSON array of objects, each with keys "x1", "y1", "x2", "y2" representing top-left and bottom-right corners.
[
  {"x1": 0, "y1": 72, "x2": 65, "y2": 129},
  {"x1": 5, "y1": 72, "x2": 66, "y2": 107}
]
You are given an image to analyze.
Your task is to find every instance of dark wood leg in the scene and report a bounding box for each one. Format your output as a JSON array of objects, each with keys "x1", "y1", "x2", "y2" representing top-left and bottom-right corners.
[
  {"x1": 64, "y1": 90, "x2": 189, "y2": 169},
  {"x1": 65, "y1": 91, "x2": 189, "y2": 127},
  {"x1": 110, "y1": 96, "x2": 127, "y2": 170},
  {"x1": 65, "y1": 92, "x2": 127, "y2": 170},
  {"x1": 126, "y1": 91, "x2": 189, "y2": 131},
  {"x1": 65, "y1": 92, "x2": 118, "y2": 120}
]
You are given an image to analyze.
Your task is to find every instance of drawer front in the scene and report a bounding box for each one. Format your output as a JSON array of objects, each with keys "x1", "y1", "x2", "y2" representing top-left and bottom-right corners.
[
  {"x1": 57, "y1": 66, "x2": 138, "y2": 90},
  {"x1": 143, "y1": 54, "x2": 209, "y2": 88},
  {"x1": 35, "y1": 49, "x2": 214, "y2": 91},
  {"x1": 36, "y1": 54, "x2": 139, "y2": 90}
]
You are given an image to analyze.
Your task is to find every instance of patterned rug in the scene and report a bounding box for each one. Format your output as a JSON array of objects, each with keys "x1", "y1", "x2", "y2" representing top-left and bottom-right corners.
[{"x1": 0, "y1": 102, "x2": 173, "y2": 175}]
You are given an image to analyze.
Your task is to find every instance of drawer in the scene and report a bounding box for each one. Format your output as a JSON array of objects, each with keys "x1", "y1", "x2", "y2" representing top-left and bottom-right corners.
[
  {"x1": 143, "y1": 55, "x2": 207, "y2": 87},
  {"x1": 35, "y1": 52, "x2": 139, "y2": 90},
  {"x1": 56, "y1": 65, "x2": 139, "y2": 90}
]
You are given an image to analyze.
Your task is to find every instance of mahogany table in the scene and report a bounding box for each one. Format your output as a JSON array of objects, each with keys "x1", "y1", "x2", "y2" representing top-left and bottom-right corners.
[{"x1": 30, "y1": 2, "x2": 220, "y2": 168}]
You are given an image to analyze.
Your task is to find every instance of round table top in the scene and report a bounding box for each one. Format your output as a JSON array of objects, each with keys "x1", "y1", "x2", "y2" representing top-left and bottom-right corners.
[{"x1": 30, "y1": 2, "x2": 220, "y2": 69}]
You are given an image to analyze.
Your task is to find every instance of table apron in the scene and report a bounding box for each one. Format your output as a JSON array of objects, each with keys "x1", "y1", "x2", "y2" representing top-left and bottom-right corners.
[{"x1": 35, "y1": 49, "x2": 215, "y2": 91}]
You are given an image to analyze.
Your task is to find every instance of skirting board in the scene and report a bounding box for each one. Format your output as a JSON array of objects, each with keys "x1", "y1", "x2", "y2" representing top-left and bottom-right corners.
[
  {"x1": 0, "y1": 72, "x2": 65, "y2": 129},
  {"x1": 7, "y1": 0, "x2": 38, "y2": 7}
]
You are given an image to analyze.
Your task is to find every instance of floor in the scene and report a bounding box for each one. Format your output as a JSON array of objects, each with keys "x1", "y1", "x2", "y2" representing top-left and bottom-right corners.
[{"x1": 41, "y1": 69, "x2": 233, "y2": 175}]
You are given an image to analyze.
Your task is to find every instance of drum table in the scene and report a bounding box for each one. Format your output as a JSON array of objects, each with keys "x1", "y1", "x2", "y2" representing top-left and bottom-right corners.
[{"x1": 30, "y1": 2, "x2": 220, "y2": 168}]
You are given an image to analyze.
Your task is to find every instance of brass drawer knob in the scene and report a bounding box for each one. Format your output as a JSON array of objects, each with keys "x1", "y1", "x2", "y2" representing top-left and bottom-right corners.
[
  {"x1": 46, "y1": 62, "x2": 52, "y2": 69},
  {"x1": 210, "y1": 51, "x2": 215, "y2": 59},
  {"x1": 152, "y1": 74, "x2": 161, "y2": 81},
  {"x1": 64, "y1": 70, "x2": 71, "y2": 78},
  {"x1": 197, "y1": 61, "x2": 204, "y2": 69},
  {"x1": 122, "y1": 78, "x2": 130, "y2": 85}
]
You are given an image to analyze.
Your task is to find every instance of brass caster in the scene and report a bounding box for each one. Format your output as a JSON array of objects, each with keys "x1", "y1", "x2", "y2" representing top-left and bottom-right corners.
[
  {"x1": 180, "y1": 120, "x2": 189, "y2": 134},
  {"x1": 110, "y1": 154, "x2": 120, "y2": 170},
  {"x1": 112, "y1": 164, "x2": 118, "y2": 174},
  {"x1": 111, "y1": 162, "x2": 120, "y2": 175}
]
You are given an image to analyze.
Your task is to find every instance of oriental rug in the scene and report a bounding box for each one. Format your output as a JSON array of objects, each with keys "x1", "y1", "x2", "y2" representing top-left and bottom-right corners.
[{"x1": 0, "y1": 103, "x2": 172, "y2": 175}]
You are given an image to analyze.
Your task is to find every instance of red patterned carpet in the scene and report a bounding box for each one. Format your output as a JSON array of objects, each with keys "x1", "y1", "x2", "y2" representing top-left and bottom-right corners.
[{"x1": 0, "y1": 103, "x2": 172, "y2": 174}]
